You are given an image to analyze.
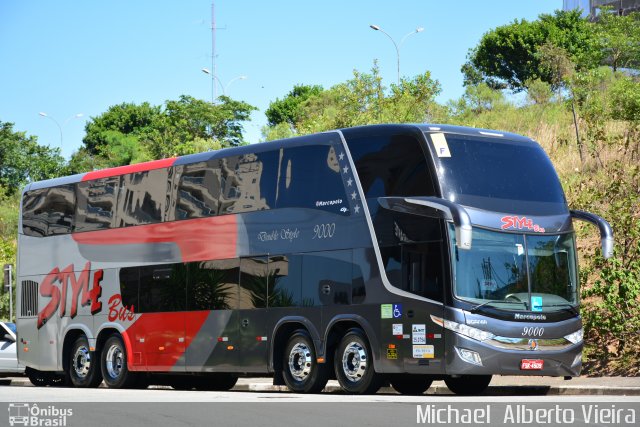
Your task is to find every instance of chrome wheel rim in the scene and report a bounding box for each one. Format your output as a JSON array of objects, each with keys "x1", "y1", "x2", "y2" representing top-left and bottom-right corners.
[
  {"x1": 341, "y1": 341, "x2": 367, "y2": 383},
  {"x1": 73, "y1": 345, "x2": 91, "y2": 378},
  {"x1": 105, "y1": 344, "x2": 124, "y2": 379},
  {"x1": 288, "y1": 342, "x2": 312, "y2": 382}
]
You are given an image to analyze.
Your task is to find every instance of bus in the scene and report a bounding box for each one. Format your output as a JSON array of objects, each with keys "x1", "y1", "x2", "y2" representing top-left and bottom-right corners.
[{"x1": 16, "y1": 124, "x2": 613, "y2": 395}]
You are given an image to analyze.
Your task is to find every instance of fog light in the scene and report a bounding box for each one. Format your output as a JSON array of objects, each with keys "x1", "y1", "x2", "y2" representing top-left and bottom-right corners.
[
  {"x1": 571, "y1": 353, "x2": 582, "y2": 367},
  {"x1": 455, "y1": 346, "x2": 483, "y2": 366}
]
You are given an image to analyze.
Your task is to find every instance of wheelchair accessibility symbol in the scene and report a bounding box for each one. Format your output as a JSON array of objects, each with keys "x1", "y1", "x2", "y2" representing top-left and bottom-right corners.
[{"x1": 393, "y1": 304, "x2": 402, "y2": 318}]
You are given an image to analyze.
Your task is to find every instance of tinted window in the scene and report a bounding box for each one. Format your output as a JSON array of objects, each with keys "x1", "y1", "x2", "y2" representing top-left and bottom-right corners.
[
  {"x1": 138, "y1": 263, "x2": 187, "y2": 312},
  {"x1": 22, "y1": 185, "x2": 75, "y2": 237},
  {"x1": 117, "y1": 168, "x2": 170, "y2": 227},
  {"x1": 428, "y1": 133, "x2": 568, "y2": 215},
  {"x1": 239, "y1": 257, "x2": 269, "y2": 309},
  {"x1": 120, "y1": 267, "x2": 139, "y2": 310},
  {"x1": 176, "y1": 161, "x2": 221, "y2": 219},
  {"x1": 219, "y1": 151, "x2": 278, "y2": 215},
  {"x1": 301, "y1": 250, "x2": 354, "y2": 306},
  {"x1": 268, "y1": 255, "x2": 302, "y2": 308},
  {"x1": 276, "y1": 144, "x2": 349, "y2": 215},
  {"x1": 75, "y1": 177, "x2": 118, "y2": 232},
  {"x1": 188, "y1": 258, "x2": 240, "y2": 310},
  {"x1": 347, "y1": 133, "x2": 436, "y2": 200}
]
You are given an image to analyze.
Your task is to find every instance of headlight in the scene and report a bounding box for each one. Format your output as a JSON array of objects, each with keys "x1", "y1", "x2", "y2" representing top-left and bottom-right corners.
[
  {"x1": 564, "y1": 329, "x2": 583, "y2": 344},
  {"x1": 431, "y1": 315, "x2": 495, "y2": 342}
]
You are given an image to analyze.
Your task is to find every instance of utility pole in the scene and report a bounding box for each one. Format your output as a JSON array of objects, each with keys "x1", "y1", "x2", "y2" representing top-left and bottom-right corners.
[{"x1": 211, "y1": 1, "x2": 217, "y2": 101}]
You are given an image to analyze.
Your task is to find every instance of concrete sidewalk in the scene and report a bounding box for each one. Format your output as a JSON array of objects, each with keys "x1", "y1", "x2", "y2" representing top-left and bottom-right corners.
[
  {"x1": 4, "y1": 375, "x2": 640, "y2": 395},
  {"x1": 234, "y1": 376, "x2": 640, "y2": 396}
]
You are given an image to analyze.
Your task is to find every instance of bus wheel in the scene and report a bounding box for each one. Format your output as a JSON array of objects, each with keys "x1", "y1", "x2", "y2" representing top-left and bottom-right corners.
[
  {"x1": 389, "y1": 374, "x2": 433, "y2": 395},
  {"x1": 69, "y1": 336, "x2": 103, "y2": 388},
  {"x1": 26, "y1": 367, "x2": 51, "y2": 387},
  {"x1": 101, "y1": 334, "x2": 137, "y2": 389},
  {"x1": 445, "y1": 375, "x2": 492, "y2": 395},
  {"x1": 334, "y1": 328, "x2": 382, "y2": 394},
  {"x1": 282, "y1": 330, "x2": 328, "y2": 393},
  {"x1": 194, "y1": 374, "x2": 239, "y2": 391}
]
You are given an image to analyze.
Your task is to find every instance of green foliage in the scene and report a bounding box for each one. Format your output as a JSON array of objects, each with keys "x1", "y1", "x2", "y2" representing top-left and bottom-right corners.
[
  {"x1": 75, "y1": 95, "x2": 256, "y2": 169},
  {"x1": 608, "y1": 75, "x2": 640, "y2": 123},
  {"x1": 526, "y1": 78, "x2": 553, "y2": 104},
  {"x1": 447, "y1": 83, "x2": 509, "y2": 118},
  {"x1": 463, "y1": 10, "x2": 601, "y2": 91},
  {"x1": 0, "y1": 121, "x2": 66, "y2": 193},
  {"x1": 595, "y1": 9, "x2": 640, "y2": 71},
  {"x1": 265, "y1": 84, "x2": 324, "y2": 127}
]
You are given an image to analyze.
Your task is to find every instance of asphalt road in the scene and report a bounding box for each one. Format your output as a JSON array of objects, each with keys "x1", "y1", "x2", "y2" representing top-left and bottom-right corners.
[{"x1": 1, "y1": 384, "x2": 640, "y2": 427}]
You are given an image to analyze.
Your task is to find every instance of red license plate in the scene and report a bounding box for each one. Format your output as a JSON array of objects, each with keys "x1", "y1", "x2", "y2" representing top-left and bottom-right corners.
[{"x1": 521, "y1": 359, "x2": 544, "y2": 370}]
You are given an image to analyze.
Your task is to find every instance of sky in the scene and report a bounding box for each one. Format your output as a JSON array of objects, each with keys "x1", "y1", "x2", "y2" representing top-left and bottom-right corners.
[{"x1": 0, "y1": 1, "x2": 565, "y2": 159}]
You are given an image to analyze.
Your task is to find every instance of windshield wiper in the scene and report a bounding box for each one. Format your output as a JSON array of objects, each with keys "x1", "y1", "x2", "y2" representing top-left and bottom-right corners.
[
  {"x1": 541, "y1": 303, "x2": 579, "y2": 316},
  {"x1": 470, "y1": 299, "x2": 528, "y2": 313}
]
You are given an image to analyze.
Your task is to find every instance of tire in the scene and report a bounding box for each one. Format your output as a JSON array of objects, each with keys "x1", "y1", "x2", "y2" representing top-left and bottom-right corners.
[
  {"x1": 282, "y1": 330, "x2": 328, "y2": 393},
  {"x1": 26, "y1": 367, "x2": 50, "y2": 387},
  {"x1": 389, "y1": 374, "x2": 433, "y2": 395},
  {"x1": 444, "y1": 375, "x2": 492, "y2": 395},
  {"x1": 334, "y1": 328, "x2": 382, "y2": 394},
  {"x1": 170, "y1": 376, "x2": 195, "y2": 390},
  {"x1": 100, "y1": 334, "x2": 138, "y2": 389},
  {"x1": 193, "y1": 373, "x2": 239, "y2": 391},
  {"x1": 68, "y1": 335, "x2": 103, "y2": 388}
]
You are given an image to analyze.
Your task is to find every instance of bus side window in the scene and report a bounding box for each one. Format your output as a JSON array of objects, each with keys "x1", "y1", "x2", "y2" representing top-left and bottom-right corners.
[
  {"x1": 268, "y1": 255, "x2": 302, "y2": 308},
  {"x1": 239, "y1": 257, "x2": 269, "y2": 309},
  {"x1": 120, "y1": 267, "x2": 139, "y2": 311},
  {"x1": 75, "y1": 177, "x2": 118, "y2": 232},
  {"x1": 175, "y1": 161, "x2": 221, "y2": 220},
  {"x1": 22, "y1": 185, "x2": 75, "y2": 237},
  {"x1": 219, "y1": 152, "x2": 278, "y2": 215},
  {"x1": 138, "y1": 263, "x2": 187, "y2": 313},
  {"x1": 188, "y1": 259, "x2": 240, "y2": 311},
  {"x1": 117, "y1": 168, "x2": 169, "y2": 227}
]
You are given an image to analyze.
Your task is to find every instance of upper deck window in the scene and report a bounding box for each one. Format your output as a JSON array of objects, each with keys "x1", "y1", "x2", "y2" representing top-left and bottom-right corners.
[{"x1": 426, "y1": 133, "x2": 568, "y2": 215}]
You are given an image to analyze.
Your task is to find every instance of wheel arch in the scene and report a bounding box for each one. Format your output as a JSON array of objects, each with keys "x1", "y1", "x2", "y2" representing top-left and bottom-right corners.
[{"x1": 270, "y1": 317, "x2": 322, "y2": 374}]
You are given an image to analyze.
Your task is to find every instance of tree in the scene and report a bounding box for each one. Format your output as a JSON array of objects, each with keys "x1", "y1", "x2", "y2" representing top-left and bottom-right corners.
[
  {"x1": 463, "y1": 10, "x2": 600, "y2": 91},
  {"x1": 74, "y1": 95, "x2": 256, "y2": 169},
  {"x1": 0, "y1": 120, "x2": 66, "y2": 192},
  {"x1": 596, "y1": 10, "x2": 640, "y2": 72},
  {"x1": 265, "y1": 84, "x2": 324, "y2": 127}
]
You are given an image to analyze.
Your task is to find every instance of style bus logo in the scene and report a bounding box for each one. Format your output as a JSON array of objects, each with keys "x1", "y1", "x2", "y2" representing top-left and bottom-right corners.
[{"x1": 8, "y1": 403, "x2": 73, "y2": 426}]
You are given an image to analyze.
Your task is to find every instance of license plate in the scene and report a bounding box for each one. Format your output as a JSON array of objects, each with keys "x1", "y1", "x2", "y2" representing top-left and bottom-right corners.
[{"x1": 521, "y1": 359, "x2": 544, "y2": 370}]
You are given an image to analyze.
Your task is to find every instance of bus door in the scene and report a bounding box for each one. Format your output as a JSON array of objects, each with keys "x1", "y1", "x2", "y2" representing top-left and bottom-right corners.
[
  {"x1": 137, "y1": 264, "x2": 187, "y2": 372},
  {"x1": 237, "y1": 257, "x2": 270, "y2": 372},
  {"x1": 402, "y1": 242, "x2": 445, "y2": 371}
]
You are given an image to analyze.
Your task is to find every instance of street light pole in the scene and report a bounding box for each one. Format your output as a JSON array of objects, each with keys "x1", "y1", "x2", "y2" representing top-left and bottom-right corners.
[
  {"x1": 38, "y1": 112, "x2": 83, "y2": 151},
  {"x1": 201, "y1": 68, "x2": 247, "y2": 98},
  {"x1": 369, "y1": 24, "x2": 424, "y2": 84}
]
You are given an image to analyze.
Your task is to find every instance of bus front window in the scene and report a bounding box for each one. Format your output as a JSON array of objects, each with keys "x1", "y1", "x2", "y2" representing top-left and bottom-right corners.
[{"x1": 450, "y1": 226, "x2": 578, "y2": 312}]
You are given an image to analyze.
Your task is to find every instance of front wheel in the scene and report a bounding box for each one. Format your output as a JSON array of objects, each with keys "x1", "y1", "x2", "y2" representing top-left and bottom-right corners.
[
  {"x1": 68, "y1": 335, "x2": 102, "y2": 388},
  {"x1": 334, "y1": 328, "x2": 382, "y2": 394},
  {"x1": 445, "y1": 375, "x2": 492, "y2": 395},
  {"x1": 282, "y1": 330, "x2": 328, "y2": 393},
  {"x1": 389, "y1": 374, "x2": 433, "y2": 395},
  {"x1": 100, "y1": 334, "x2": 138, "y2": 388}
]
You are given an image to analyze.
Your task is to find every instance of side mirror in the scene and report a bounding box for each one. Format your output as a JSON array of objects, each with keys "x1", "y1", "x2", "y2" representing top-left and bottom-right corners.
[
  {"x1": 570, "y1": 210, "x2": 614, "y2": 259},
  {"x1": 378, "y1": 196, "x2": 472, "y2": 250},
  {"x1": 3, "y1": 333, "x2": 15, "y2": 342}
]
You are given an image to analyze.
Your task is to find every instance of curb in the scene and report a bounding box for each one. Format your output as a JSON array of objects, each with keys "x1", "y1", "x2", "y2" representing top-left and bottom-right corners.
[{"x1": 4, "y1": 377, "x2": 640, "y2": 396}]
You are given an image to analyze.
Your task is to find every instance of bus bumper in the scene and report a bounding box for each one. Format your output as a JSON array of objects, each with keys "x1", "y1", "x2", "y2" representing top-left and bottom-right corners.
[{"x1": 445, "y1": 333, "x2": 583, "y2": 377}]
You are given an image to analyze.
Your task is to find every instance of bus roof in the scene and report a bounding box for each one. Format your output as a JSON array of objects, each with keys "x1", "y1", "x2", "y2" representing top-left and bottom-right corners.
[{"x1": 23, "y1": 124, "x2": 534, "y2": 193}]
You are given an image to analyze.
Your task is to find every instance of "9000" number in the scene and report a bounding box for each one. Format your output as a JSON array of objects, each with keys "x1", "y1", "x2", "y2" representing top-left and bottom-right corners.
[{"x1": 313, "y1": 223, "x2": 335, "y2": 239}]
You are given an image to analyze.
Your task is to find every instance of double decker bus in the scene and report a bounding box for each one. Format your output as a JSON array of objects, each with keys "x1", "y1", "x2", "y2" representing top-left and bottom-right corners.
[{"x1": 16, "y1": 124, "x2": 613, "y2": 394}]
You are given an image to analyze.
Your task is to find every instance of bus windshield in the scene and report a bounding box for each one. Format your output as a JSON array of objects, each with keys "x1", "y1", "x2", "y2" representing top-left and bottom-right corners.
[{"x1": 450, "y1": 226, "x2": 578, "y2": 312}]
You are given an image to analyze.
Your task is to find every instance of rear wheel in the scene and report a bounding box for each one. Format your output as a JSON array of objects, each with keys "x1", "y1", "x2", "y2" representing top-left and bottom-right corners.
[
  {"x1": 100, "y1": 334, "x2": 138, "y2": 389},
  {"x1": 68, "y1": 335, "x2": 102, "y2": 388},
  {"x1": 282, "y1": 330, "x2": 328, "y2": 393},
  {"x1": 444, "y1": 375, "x2": 492, "y2": 395},
  {"x1": 389, "y1": 374, "x2": 433, "y2": 395},
  {"x1": 334, "y1": 328, "x2": 382, "y2": 394}
]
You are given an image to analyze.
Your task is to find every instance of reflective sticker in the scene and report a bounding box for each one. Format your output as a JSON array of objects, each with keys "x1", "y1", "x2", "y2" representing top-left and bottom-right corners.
[
  {"x1": 387, "y1": 348, "x2": 398, "y2": 360},
  {"x1": 381, "y1": 304, "x2": 393, "y2": 319},
  {"x1": 392, "y1": 324, "x2": 403, "y2": 336},
  {"x1": 412, "y1": 324, "x2": 426, "y2": 344},
  {"x1": 402, "y1": 334, "x2": 410, "y2": 339},
  {"x1": 431, "y1": 133, "x2": 451, "y2": 158},
  {"x1": 531, "y1": 296, "x2": 543, "y2": 312},
  {"x1": 413, "y1": 345, "x2": 435, "y2": 359}
]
